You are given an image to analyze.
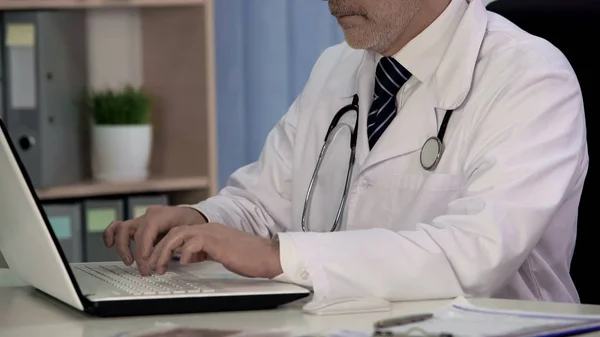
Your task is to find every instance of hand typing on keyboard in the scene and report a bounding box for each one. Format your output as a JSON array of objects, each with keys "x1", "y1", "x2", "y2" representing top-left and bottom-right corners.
[
  {"x1": 103, "y1": 205, "x2": 205, "y2": 274},
  {"x1": 102, "y1": 206, "x2": 283, "y2": 279},
  {"x1": 147, "y1": 223, "x2": 283, "y2": 279}
]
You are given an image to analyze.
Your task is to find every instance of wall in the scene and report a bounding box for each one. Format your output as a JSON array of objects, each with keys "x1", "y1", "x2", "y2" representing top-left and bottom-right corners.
[
  {"x1": 213, "y1": 0, "x2": 344, "y2": 188},
  {"x1": 86, "y1": 9, "x2": 143, "y2": 90}
]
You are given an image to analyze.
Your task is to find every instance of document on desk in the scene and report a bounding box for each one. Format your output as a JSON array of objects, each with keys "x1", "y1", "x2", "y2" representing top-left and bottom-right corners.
[{"x1": 320, "y1": 297, "x2": 600, "y2": 337}]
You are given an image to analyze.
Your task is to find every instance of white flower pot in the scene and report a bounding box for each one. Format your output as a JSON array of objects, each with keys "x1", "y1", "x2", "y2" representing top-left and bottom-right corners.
[{"x1": 91, "y1": 124, "x2": 152, "y2": 183}]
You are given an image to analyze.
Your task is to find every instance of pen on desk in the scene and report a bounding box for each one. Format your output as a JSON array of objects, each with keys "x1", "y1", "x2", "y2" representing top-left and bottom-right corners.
[
  {"x1": 374, "y1": 313, "x2": 434, "y2": 329},
  {"x1": 373, "y1": 331, "x2": 453, "y2": 337}
]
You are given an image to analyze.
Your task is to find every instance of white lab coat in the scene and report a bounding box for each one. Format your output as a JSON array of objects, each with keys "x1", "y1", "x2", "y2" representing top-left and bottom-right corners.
[{"x1": 195, "y1": 0, "x2": 588, "y2": 303}]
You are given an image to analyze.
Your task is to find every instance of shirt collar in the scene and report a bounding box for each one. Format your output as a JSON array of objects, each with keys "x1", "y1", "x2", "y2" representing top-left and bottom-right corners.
[{"x1": 375, "y1": 0, "x2": 469, "y2": 83}]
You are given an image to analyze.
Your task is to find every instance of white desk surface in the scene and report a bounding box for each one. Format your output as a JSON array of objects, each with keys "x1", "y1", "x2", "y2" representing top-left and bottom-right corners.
[{"x1": 2, "y1": 268, "x2": 600, "y2": 337}]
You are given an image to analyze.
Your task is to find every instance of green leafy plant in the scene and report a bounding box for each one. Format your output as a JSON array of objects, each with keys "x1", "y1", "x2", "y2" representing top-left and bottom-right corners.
[{"x1": 83, "y1": 85, "x2": 153, "y2": 125}]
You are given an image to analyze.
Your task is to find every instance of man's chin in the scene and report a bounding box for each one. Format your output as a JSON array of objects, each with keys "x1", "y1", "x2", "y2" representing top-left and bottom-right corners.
[{"x1": 341, "y1": 29, "x2": 377, "y2": 51}]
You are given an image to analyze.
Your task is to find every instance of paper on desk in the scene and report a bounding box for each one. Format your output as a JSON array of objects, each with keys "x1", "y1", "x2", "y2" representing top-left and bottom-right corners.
[
  {"x1": 372, "y1": 297, "x2": 600, "y2": 337},
  {"x1": 308, "y1": 297, "x2": 600, "y2": 337}
]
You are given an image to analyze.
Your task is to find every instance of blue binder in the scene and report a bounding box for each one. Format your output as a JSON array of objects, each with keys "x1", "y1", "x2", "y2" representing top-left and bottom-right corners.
[{"x1": 43, "y1": 203, "x2": 83, "y2": 263}]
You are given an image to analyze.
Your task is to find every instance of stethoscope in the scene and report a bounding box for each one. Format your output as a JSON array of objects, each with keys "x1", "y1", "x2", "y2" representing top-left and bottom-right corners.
[{"x1": 301, "y1": 94, "x2": 454, "y2": 233}]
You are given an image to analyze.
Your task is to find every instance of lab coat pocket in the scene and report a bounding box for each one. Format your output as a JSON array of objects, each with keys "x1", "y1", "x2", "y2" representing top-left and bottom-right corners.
[{"x1": 388, "y1": 173, "x2": 464, "y2": 229}]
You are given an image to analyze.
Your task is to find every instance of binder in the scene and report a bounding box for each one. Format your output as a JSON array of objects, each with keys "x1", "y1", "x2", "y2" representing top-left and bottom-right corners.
[
  {"x1": 43, "y1": 203, "x2": 83, "y2": 263},
  {"x1": 83, "y1": 199, "x2": 124, "y2": 262},
  {"x1": 0, "y1": 11, "x2": 87, "y2": 189},
  {"x1": 126, "y1": 194, "x2": 169, "y2": 219}
]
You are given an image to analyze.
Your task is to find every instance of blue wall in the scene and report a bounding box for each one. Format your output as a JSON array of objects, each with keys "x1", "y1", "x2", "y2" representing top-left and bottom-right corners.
[{"x1": 214, "y1": 0, "x2": 344, "y2": 188}]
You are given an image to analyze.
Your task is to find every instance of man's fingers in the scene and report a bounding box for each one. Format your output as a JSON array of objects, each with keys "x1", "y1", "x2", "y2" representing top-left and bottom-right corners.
[
  {"x1": 152, "y1": 228, "x2": 194, "y2": 274},
  {"x1": 180, "y1": 242, "x2": 206, "y2": 265},
  {"x1": 133, "y1": 219, "x2": 159, "y2": 275},
  {"x1": 103, "y1": 220, "x2": 122, "y2": 247},
  {"x1": 135, "y1": 219, "x2": 160, "y2": 261},
  {"x1": 115, "y1": 220, "x2": 136, "y2": 265},
  {"x1": 147, "y1": 233, "x2": 168, "y2": 273},
  {"x1": 156, "y1": 231, "x2": 186, "y2": 274}
]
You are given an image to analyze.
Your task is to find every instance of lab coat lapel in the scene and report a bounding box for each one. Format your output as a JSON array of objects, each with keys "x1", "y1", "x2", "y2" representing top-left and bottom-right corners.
[
  {"x1": 361, "y1": 87, "x2": 439, "y2": 171},
  {"x1": 433, "y1": 0, "x2": 488, "y2": 109},
  {"x1": 312, "y1": 51, "x2": 363, "y2": 143},
  {"x1": 316, "y1": 51, "x2": 372, "y2": 166}
]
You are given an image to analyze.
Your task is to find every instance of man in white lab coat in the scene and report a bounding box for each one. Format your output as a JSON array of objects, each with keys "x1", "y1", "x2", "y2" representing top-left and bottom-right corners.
[{"x1": 104, "y1": 0, "x2": 588, "y2": 303}]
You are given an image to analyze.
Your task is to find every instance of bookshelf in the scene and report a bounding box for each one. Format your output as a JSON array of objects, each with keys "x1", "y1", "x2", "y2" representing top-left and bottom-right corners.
[
  {"x1": 0, "y1": 0, "x2": 218, "y2": 266},
  {"x1": 0, "y1": 0, "x2": 219, "y2": 206}
]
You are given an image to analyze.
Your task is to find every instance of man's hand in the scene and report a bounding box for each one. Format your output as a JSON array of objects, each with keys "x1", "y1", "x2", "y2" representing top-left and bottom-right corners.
[
  {"x1": 148, "y1": 223, "x2": 283, "y2": 279},
  {"x1": 103, "y1": 205, "x2": 207, "y2": 275}
]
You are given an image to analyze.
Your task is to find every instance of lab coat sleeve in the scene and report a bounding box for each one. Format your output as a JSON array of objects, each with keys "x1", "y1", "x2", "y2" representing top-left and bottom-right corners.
[
  {"x1": 188, "y1": 99, "x2": 299, "y2": 238},
  {"x1": 272, "y1": 234, "x2": 313, "y2": 287},
  {"x1": 276, "y1": 60, "x2": 588, "y2": 301}
]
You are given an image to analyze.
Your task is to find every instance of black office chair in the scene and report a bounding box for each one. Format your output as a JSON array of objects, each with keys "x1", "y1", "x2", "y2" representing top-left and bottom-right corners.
[{"x1": 487, "y1": 0, "x2": 598, "y2": 304}]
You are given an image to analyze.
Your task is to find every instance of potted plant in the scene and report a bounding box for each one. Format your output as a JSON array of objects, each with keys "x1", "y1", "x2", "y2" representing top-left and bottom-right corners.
[{"x1": 83, "y1": 85, "x2": 154, "y2": 183}]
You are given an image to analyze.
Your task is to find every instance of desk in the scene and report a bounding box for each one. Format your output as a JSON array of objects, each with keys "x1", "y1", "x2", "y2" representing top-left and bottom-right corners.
[{"x1": 2, "y1": 268, "x2": 600, "y2": 337}]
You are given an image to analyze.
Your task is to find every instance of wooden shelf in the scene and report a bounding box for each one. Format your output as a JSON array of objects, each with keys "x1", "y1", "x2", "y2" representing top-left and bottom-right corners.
[
  {"x1": 36, "y1": 176, "x2": 209, "y2": 201},
  {"x1": 0, "y1": 0, "x2": 206, "y2": 10},
  {"x1": 6, "y1": 0, "x2": 220, "y2": 207}
]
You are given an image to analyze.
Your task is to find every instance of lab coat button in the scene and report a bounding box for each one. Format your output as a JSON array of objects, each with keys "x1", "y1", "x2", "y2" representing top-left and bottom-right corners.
[
  {"x1": 301, "y1": 270, "x2": 309, "y2": 280},
  {"x1": 359, "y1": 179, "x2": 368, "y2": 189}
]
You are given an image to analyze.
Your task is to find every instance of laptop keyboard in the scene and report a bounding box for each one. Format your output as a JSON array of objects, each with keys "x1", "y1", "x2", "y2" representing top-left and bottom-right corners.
[{"x1": 74, "y1": 264, "x2": 215, "y2": 296}]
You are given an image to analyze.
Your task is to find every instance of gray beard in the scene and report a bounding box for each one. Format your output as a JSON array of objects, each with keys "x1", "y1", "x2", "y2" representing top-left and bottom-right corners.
[{"x1": 341, "y1": 0, "x2": 421, "y2": 54}]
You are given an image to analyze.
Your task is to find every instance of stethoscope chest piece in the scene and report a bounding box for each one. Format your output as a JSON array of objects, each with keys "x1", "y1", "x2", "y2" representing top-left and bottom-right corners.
[
  {"x1": 420, "y1": 136, "x2": 444, "y2": 171},
  {"x1": 420, "y1": 107, "x2": 455, "y2": 171}
]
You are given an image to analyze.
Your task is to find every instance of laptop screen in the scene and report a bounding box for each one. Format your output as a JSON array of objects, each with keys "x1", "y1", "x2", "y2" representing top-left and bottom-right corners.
[{"x1": 0, "y1": 118, "x2": 85, "y2": 310}]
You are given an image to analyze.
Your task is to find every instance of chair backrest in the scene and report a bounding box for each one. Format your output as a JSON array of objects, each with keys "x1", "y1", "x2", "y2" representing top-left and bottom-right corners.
[{"x1": 487, "y1": 0, "x2": 597, "y2": 304}]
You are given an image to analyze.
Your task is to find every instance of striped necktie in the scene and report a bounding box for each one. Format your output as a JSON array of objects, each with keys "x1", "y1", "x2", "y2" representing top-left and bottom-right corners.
[{"x1": 367, "y1": 57, "x2": 412, "y2": 150}]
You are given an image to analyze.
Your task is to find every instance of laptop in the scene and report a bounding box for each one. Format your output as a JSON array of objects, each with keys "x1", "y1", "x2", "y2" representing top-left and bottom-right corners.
[{"x1": 0, "y1": 119, "x2": 310, "y2": 317}]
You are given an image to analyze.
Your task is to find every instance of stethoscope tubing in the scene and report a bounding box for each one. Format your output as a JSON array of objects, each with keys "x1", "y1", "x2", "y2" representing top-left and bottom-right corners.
[
  {"x1": 301, "y1": 94, "x2": 454, "y2": 233},
  {"x1": 302, "y1": 95, "x2": 360, "y2": 233}
]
